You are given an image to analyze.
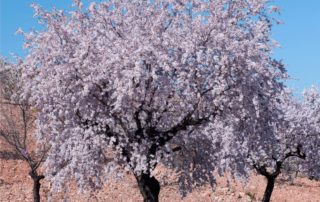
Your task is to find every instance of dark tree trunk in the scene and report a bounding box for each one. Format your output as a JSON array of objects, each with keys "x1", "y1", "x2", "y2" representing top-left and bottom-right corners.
[
  {"x1": 262, "y1": 176, "x2": 276, "y2": 202},
  {"x1": 29, "y1": 171, "x2": 45, "y2": 202},
  {"x1": 135, "y1": 173, "x2": 160, "y2": 202},
  {"x1": 32, "y1": 178, "x2": 41, "y2": 202}
]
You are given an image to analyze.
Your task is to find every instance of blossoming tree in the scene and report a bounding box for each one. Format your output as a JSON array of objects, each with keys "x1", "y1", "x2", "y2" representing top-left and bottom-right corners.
[
  {"x1": 220, "y1": 88, "x2": 320, "y2": 202},
  {"x1": 21, "y1": 0, "x2": 285, "y2": 201},
  {"x1": 246, "y1": 91, "x2": 308, "y2": 202},
  {"x1": 298, "y1": 87, "x2": 320, "y2": 181},
  {"x1": 0, "y1": 60, "x2": 48, "y2": 202}
]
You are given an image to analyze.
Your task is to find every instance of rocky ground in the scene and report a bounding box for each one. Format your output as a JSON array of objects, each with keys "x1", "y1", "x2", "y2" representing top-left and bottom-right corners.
[{"x1": 1, "y1": 140, "x2": 320, "y2": 202}]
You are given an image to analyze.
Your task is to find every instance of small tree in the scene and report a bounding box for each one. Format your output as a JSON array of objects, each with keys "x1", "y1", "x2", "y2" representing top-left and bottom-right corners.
[
  {"x1": 0, "y1": 60, "x2": 48, "y2": 202},
  {"x1": 224, "y1": 89, "x2": 319, "y2": 202},
  {"x1": 21, "y1": 0, "x2": 285, "y2": 201},
  {"x1": 298, "y1": 87, "x2": 320, "y2": 181}
]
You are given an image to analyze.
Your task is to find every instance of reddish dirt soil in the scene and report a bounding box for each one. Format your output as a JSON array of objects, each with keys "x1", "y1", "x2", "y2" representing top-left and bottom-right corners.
[{"x1": 1, "y1": 139, "x2": 320, "y2": 202}]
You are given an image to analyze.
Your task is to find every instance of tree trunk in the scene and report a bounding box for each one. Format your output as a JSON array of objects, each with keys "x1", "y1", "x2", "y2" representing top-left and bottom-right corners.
[
  {"x1": 135, "y1": 173, "x2": 160, "y2": 202},
  {"x1": 32, "y1": 177, "x2": 41, "y2": 202},
  {"x1": 262, "y1": 176, "x2": 276, "y2": 202},
  {"x1": 29, "y1": 171, "x2": 45, "y2": 202}
]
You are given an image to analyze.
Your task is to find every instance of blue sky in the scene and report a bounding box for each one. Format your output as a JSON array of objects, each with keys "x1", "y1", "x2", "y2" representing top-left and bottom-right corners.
[
  {"x1": 271, "y1": 1, "x2": 320, "y2": 93},
  {"x1": 0, "y1": 0, "x2": 319, "y2": 93}
]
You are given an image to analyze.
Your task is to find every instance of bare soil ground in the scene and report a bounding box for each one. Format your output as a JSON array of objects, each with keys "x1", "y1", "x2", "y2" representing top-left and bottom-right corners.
[{"x1": 1, "y1": 140, "x2": 320, "y2": 202}]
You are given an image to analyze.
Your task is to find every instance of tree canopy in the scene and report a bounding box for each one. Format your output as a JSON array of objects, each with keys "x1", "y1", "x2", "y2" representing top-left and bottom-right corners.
[{"x1": 18, "y1": 0, "x2": 316, "y2": 201}]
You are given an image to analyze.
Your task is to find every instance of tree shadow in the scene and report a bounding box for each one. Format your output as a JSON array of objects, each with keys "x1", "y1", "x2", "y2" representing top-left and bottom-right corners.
[{"x1": 0, "y1": 150, "x2": 23, "y2": 160}]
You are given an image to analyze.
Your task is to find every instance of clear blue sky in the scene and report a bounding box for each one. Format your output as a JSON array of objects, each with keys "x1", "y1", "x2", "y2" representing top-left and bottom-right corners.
[{"x1": 0, "y1": 0, "x2": 319, "y2": 93}]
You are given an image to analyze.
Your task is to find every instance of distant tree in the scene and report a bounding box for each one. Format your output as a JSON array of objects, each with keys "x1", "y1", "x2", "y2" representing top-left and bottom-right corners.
[
  {"x1": 21, "y1": 0, "x2": 285, "y2": 201},
  {"x1": 298, "y1": 87, "x2": 320, "y2": 181},
  {"x1": 0, "y1": 60, "x2": 48, "y2": 202},
  {"x1": 249, "y1": 91, "x2": 307, "y2": 202},
  {"x1": 223, "y1": 88, "x2": 320, "y2": 202}
]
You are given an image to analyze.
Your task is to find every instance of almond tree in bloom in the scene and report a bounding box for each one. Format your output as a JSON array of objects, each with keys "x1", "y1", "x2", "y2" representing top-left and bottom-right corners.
[
  {"x1": 0, "y1": 60, "x2": 48, "y2": 202},
  {"x1": 21, "y1": 0, "x2": 285, "y2": 201},
  {"x1": 298, "y1": 87, "x2": 320, "y2": 181},
  {"x1": 223, "y1": 88, "x2": 320, "y2": 202},
  {"x1": 246, "y1": 91, "x2": 307, "y2": 202}
]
